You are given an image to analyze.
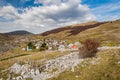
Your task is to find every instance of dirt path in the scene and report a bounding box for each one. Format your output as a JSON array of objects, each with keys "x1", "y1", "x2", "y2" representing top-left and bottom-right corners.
[{"x1": 98, "y1": 46, "x2": 120, "y2": 50}]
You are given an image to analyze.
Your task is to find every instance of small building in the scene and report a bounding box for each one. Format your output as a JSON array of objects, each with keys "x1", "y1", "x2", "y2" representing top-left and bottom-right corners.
[
  {"x1": 22, "y1": 48, "x2": 26, "y2": 51},
  {"x1": 48, "y1": 46, "x2": 52, "y2": 51},
  {"x1": 27, "y1": 46, "x2": 33, "y2": 51},
  {"x1": 71, "y1": 45, "x2": 78, "y2": 50},
  {"x1": 68, "y1": 43, "x2": 73, "y2": 49},
  {"x1": 58, "y1": 45, "x2": 65, "y2": 52},
  {"x1": 74, "y1": 42, "x2": 80, "y2": 46},
  {"x1": 68, "y1": 43, "x2": 79, "y2": 50},
  {"x1": 36, "y1": 46, "x2": 40, "y2": 49},
  {"x1": 26, "y1": 42, "x2": 34, "y2": 51}
]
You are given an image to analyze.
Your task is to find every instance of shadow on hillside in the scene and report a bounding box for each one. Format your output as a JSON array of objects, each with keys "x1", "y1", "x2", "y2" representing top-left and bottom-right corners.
[{"x1": 41, "y1": 22, "x2": 105, "y2": 36}]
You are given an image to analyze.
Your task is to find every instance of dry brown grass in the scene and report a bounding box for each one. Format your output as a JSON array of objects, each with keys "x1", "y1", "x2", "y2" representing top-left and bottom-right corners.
[
  {"x1": 37, "y1": 20, "x2": 120, "y2": 45},
  {"x1": 0, "y1": 50, "x2": 70, "y2": 70},
  {"x1": 49, "y1": 48, "x2": 120, "y2": 80}
]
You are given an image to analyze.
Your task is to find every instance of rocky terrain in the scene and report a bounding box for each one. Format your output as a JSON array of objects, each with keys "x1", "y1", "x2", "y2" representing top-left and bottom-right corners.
[
  {"x1": 8, "y1": 52, "x2": 81, "y2": 80},
  {"x1": 0, "y1": 34, "x2": 15, "y2": 53},
  {"x1": 0, "y1": 31, "x2": 33, "y2": 53},
  {"x1": 3, "y1": 46, "x2": 119, "y2": 80},
  {"x1": 0, "y1": 48, "x2": 119, "y2": 80}
]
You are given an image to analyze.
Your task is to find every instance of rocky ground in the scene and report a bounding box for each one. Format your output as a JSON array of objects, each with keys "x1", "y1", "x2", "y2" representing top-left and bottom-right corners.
[
  {"x1": 1, "y1": 46, "x2": 120, "y2": 80},
  {"x1": 8, "y1": 51, "x2": 83, "y2": 80}
]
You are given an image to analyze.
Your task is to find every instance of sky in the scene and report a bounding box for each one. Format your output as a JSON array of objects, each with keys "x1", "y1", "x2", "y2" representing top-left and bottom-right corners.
[{"x1": 0, "y1": 0, "x2": 120, "y2": 34}]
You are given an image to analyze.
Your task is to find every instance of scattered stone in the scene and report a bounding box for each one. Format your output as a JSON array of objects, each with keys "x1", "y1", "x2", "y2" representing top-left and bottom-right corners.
[
  {"x1": 0, "y1": 78, "x2": 3, "y2": 80},
  {"x1": 10, "y1": 63, "x2": 22, "y2": 74},
  {"x1": 8, "y1": 51, "x2": 101, "y2": 80},
  {"x1": 16, "y1": 76, "x2": 23, "y2": 80},
  {"x1": 21, "y1": 48, "x2": 26, "y2": 51},
  {"x1": 35, "y1": 69, "x2": 40, "y2": 75}
]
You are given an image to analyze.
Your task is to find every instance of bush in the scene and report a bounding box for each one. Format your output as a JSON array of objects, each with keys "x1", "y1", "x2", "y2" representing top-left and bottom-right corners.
[
  {"x1": 78, "y1": 39, "x2": 100, "y2": 58},
  {"x1": 39, "y1": 47, "x2": 46, "y2": 51},
  {"x1": 27, "y1": 42, "x2": 36, "y2": 50},
  {"x1": 39, "y1": 42, "x2": 48, "y2": 51}
]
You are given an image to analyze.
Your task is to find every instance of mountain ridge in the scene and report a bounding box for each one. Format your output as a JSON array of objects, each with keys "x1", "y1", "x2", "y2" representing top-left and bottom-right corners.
[
  {"x1": 40, "y1": 21, "x2": 105, "y2": 36},
  {"x1": 4, "y1": 30, "x2": 33, "y2": 35}
]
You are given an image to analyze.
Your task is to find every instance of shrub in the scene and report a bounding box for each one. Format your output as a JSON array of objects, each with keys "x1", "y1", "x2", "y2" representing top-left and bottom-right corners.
[
  {"x1": 27, "y1": 42, "x2": 36, "y2": 50},
  {"x1": 39, "y1": 47, "x2": 46, "y2": 51},
  {"x1": 39, "y1": 42, "x2": 48, "y2": 51},
  {"x1": 27, "y1": 42, "x2": 33, "y2": 48},
  {"x1": 78, "y1": 39, "x2": 100, "y2": 58}
]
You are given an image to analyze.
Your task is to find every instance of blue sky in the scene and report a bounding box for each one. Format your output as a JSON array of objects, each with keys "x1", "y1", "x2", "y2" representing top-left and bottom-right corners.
[
  {"x1": 82, "y1": 0, "x2": 120, "y2": 21},
  {"x1": 82, "y1": 0, "x2": 118, "y2": 8},
  {"x1": 0, "y1": 0, "x2": 120, "y2": 34}
]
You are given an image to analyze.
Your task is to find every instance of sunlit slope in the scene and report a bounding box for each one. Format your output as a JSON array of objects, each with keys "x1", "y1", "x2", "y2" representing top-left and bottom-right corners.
[{"x1": 40, "y1": 20, "x2": 120, "y2": 45}]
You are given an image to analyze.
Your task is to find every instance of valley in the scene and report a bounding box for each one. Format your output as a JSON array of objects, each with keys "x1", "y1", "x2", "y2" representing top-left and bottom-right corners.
[{"x1": 0, "y1": 19, "x2": 120, "y2": 80}]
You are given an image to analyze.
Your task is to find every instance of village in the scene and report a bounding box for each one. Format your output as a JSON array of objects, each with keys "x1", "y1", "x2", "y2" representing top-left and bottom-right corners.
[
  {"x1": 0, "y1": 0, "x2": 120, "y2": 80},
  {"x1": 22, "y1": 38, "x2": 81, "y2": 52}
]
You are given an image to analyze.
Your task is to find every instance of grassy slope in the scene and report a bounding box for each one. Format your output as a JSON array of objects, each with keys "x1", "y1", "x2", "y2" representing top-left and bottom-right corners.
[
  {"x1": 40, "y1": 21, "x2": 102, "y2": 40},
  {"x1": 49, "y1": 49, "x2": 120, "y2": 80},
  {"x1": 0, "y1": 50, "x2": 70, "y2": 76},
  {"x1": 40, "y1": 20, "x2": 120, "y2": 45},
  {"x1": 70, "y1": 20, "x2": 120, "y2": 45}
]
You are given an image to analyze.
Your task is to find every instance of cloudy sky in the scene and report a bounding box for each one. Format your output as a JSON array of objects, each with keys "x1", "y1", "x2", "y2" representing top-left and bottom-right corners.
[{"x1": 0, "y1": 0, "x2": 120, "y2": 34}]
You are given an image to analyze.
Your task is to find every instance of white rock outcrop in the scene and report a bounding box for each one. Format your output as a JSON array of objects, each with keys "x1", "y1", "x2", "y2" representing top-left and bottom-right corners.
[{"x1": 9, "y1": 52, "x2": 84, "y2": 80}]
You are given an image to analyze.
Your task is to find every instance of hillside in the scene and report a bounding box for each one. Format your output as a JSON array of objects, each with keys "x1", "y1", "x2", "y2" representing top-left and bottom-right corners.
[
  {"x1": 40, "y1": 20, "x2": 120, "y2": 45},
  {"x1": 49, "y1": 48, "x2": 120, "y2": 80},
  {"x1": 41, "y1": 21, "x2": 104, "y2": 36},
  {"x1": 5, "y1": 30, "x2": 33, "y2": 35},
  {"x1": 0, "y1": 32, "x2": 31, "y2": 53},
  {"x1": 0, "y1": 20, "x2": 120, "y2": 80},
  {"x1": 71, "y1": 20, "x2": 120, "y2": 45},
  {"x1": 0, "y1": 34, "x2": 15, "y2": 53}
]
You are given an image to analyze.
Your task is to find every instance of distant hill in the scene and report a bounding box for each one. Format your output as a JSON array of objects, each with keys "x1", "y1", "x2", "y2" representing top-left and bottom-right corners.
[
  {"x1": 5, "y1": 30, "x2": 33, "y2": 35},
  {"x1": 0, "y1": 30, "x2": 33, "y2": 53}
]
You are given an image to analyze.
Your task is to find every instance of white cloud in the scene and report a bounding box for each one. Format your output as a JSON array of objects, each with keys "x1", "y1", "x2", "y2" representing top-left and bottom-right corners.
[
  {"x1": 34, "y1": 0, "x2": 62, "y2": 5},
  {"x1": 0, "y1": 6, "x2": 19, "y2": 20},
  {"x1": 0, "y1": 0, "x2": 96, "y2": 34}
]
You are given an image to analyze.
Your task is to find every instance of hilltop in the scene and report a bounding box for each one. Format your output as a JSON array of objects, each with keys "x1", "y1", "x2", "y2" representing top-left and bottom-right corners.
[{"x1": 5, "y1": 30, "x2": 33, "y2": 36}]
